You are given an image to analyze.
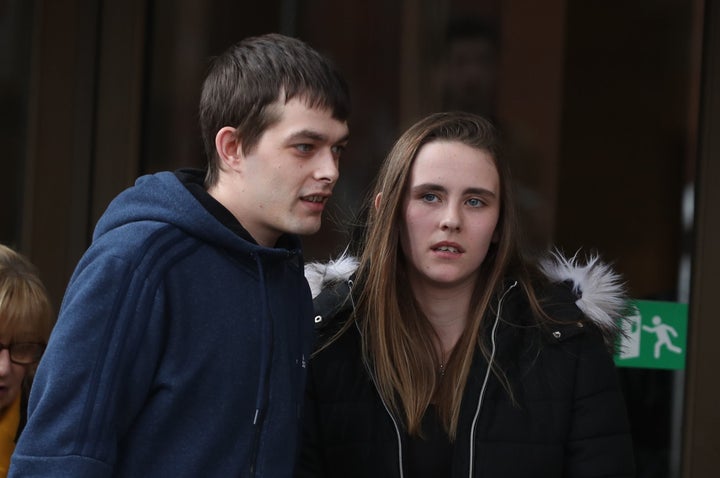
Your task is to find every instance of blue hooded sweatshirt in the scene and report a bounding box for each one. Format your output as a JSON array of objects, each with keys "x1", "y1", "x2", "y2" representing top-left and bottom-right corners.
[{"x1": 10, "y1": 171, "x2": 315, "y2": 477}]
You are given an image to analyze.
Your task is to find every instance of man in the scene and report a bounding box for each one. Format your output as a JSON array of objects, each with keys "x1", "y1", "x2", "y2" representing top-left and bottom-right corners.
[{"x1": 10, "y1": 33, "x2": 350, "y2": 477}]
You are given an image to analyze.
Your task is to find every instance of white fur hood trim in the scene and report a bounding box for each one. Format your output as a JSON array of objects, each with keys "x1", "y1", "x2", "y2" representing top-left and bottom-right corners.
[
  {"x1": 305, "y1": 250, "x2": 627, "y2": 334},
  {"x1": 539, "y1": 251, "x2": 627, "y2": 334},
  {"x1": 305, "y1": 253, "x2": 359, "y2": 298}
]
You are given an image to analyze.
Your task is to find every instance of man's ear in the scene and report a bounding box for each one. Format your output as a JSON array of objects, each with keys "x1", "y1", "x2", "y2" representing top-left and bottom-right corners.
[
  {"x1": 374, "y1": 192, "x2": 383, "y2": 211},
  {"x1": 215, "y1": 127, "x2": 242, "y2": 172}
]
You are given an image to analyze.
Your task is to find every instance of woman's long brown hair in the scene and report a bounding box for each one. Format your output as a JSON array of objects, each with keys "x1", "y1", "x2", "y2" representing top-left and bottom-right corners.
[{"x1": 354, "y1": 112, "x2": 545, "y2": 440}]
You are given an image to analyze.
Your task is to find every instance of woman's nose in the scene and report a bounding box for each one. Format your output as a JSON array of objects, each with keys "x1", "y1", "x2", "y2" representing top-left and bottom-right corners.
[
  {"x1": 439, "y1": 206, "x2": 461, "y2": 231},
  {"x1": 0, "y1": 348, "x2": 12, "y2": 376}
]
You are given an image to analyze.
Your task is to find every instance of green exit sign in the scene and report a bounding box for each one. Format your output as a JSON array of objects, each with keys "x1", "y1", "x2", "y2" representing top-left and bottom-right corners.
[{"x1": 615, "y1": 300, "x2": 687, "y2": 370}]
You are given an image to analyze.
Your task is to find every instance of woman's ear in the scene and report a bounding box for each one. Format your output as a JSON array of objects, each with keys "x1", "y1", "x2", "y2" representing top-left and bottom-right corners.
[
  {"x1": 214, "y1": 127, "x2": 242, "y2": 172},
  {"x1": 374, "y1": 192, "x2": 383, "y2": 211}
]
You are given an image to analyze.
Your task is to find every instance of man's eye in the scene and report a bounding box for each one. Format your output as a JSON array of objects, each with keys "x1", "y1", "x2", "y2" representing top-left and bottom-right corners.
[
  {"x1": 331, "y1": 145, "x2": 346, "y2": 155},
  {"x1": 295, "y1": 144, "x2": 313, "y2": 153}
]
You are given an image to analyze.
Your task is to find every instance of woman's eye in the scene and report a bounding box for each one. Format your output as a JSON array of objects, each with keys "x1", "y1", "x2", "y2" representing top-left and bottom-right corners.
[
  {"x1": 467, "y1": 198, "x2": 483, "y2": 207},
  {"x1": 422, "y1": 193, "x2": 439, "y2": 202}
]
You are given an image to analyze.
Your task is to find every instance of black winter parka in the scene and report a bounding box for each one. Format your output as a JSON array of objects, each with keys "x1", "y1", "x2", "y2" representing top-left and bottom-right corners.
[{"x1": 297, "y1": 255, "x2": 635, "y2": 478}]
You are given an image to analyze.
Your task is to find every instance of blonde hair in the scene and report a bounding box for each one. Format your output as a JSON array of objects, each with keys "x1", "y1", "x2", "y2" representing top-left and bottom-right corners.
[
  {"x1": 355, "y1": 112, "x2": 544, "y2": 440},
  {"x1": 0, "y1": 245, "x2": 54, "y2": 373}
]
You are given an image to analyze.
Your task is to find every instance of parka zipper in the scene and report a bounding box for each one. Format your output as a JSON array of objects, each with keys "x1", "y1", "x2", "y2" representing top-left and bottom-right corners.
[
  {"x1": 347, "y1": 280, "x2": 406, "y2": 478},
  {"x1": 351, "y1": 280, "x2": 517, "y2": 478},
  {"x1": 467, "y1": 281, "x2": 517, "y2": 477},
  {"x1": 355, "y1": 318, "x2": 406, "y2": 478}
]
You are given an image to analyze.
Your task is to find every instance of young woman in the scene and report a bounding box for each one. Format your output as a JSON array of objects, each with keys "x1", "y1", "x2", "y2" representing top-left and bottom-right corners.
[
  {"x1": 0, "y1": 244, "x2": 53, "y2": 477},
  {"x1": 298, "y1": 112, "x2": 635, "y2": 477}
]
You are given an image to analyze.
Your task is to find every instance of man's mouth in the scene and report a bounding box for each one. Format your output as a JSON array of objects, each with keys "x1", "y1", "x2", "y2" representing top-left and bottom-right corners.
[
  {"x1": 302, "y1": 195, "x2": 327, "y2": 203},
  {"x1": 300, "y1": 194, "x2": 330, "y2": 204}
]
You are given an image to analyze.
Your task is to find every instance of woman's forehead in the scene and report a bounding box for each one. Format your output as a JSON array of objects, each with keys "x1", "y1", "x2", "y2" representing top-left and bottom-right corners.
[{"x1": 409, "y1": 141, "x2": 499, "y2": 190}]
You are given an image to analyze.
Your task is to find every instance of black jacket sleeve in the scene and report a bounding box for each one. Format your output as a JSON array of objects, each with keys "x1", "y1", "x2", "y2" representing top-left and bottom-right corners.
[{"x1": 563, "y1": 325, "x2": 636, "y2": 477}]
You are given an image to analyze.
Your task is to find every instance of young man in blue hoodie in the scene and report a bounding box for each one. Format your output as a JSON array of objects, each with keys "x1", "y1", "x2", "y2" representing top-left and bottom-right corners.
[{"x1": 9, "y1": 33, "x2": 350, "y2": 477}]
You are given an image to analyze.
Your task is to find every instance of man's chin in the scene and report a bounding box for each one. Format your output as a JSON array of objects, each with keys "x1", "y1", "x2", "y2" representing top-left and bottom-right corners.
[{"x1": 290, "y1": 220, "x2": 322, "y2": 237}]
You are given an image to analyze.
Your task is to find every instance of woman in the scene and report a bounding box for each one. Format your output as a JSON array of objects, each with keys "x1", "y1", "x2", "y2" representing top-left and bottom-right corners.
[
  {"x1": 0, "y1": 245, "x2": 53, "y2": 477},
  {"x1": 299, "y1": 112, "x2": 634, "y2": 477}
]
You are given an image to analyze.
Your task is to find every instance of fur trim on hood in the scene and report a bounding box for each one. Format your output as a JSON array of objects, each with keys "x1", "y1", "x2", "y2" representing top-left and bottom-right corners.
[
  {"x1": 305, "y1": 253, "x2": 358, "y2": 299},
  {"x1": 305, "y1": 250, "x2": 627, "y2": 337},
  {"x1": 539, "y1": 250, "x2": 627, "y2": 337}
]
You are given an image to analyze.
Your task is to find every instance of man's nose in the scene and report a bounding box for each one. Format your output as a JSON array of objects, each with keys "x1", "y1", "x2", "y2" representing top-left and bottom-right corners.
[{"x1": 314, "y1": 150, "x2": 339, "y2": 185}]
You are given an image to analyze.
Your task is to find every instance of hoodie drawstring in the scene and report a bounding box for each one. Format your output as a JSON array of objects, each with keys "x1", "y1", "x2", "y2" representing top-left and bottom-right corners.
[
  {"x1": 248, "y1": 253, "x2": 273, "y2": 476},
  {"x1": 252, "y1": 253, "x2": 273, "y2": 424}
]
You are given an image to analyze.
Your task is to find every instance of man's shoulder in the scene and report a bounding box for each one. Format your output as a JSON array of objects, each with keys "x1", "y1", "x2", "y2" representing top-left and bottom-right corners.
[{"x1": 81, "y1": 222, "x2": 207, "y2": 280}]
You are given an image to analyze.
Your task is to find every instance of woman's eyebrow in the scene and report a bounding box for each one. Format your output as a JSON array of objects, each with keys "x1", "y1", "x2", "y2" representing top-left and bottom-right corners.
[
  {"x1": 411, "y1": 183, "x2": 446, "y2": 193},
  {"x1": 464, "y1": 187, "x2": 497, "y2": 197},
  {"x1": 411, "y1": 183, "x2": 496, "y2": 197}
]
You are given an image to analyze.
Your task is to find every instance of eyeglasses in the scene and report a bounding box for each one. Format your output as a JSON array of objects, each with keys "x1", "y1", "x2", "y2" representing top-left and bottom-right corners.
[{"x1": 0, "y1": 342, "x2": 45, "y2": 365}]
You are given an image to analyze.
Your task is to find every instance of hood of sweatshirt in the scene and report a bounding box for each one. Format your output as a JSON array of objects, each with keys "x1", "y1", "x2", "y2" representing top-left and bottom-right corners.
[
  {"x1": 93, "y1": 170, "x2": 303, "y2": 258},
  {"x1": 93, "y1": 170, "x2": 306, "y2": 442}
]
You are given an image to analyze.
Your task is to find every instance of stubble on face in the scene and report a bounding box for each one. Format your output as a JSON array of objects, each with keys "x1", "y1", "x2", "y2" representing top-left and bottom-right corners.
[{"x1": 227, "y1": 98, "x2": 349, "y2": 247}]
